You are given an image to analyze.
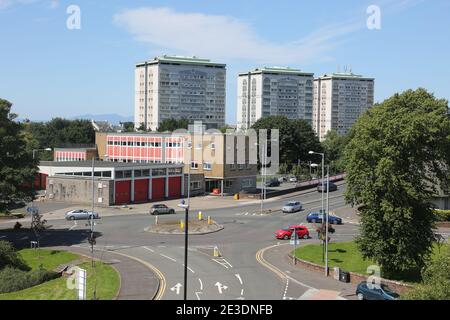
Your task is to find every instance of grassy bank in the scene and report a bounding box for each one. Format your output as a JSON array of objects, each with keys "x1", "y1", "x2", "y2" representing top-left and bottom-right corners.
[
  {"x1": 0, "y1": 249, "x2": 120, "y2": 300},
  {"x1": 294, "y1": 241, "x2": 449, "y2": 283}
]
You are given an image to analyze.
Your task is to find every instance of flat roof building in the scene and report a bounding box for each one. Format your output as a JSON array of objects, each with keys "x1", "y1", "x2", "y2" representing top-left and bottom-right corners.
[
  {"x1": 135, "y1": 55, "x2": 226, "y2": 131},
  {"x1": 237, "y1": 67, "x2": 314, "y2": 130}
]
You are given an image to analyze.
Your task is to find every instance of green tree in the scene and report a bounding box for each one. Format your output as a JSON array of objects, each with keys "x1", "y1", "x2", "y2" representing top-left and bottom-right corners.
[
  {"x1": 344, "y1": 88, "x2": 450, "y2": 275},
  {"x1": 0, "y1": 99, "x2": 38, "y2": 212},
  {"x1": 121, "y1": 122, "x2": 135, "y2": 132},
  {"x1": 251, "y1": 116, "x2": 322, "y2": 169},
  {"x1": 157, "y1": 118, "x2": 189, "y2": 132},
  {"x1": 321, "y1": 130, "x2": 349, "y2": 174},
  {"x1": 402, "y1": 245, "x2": 450, "y2": 300}
]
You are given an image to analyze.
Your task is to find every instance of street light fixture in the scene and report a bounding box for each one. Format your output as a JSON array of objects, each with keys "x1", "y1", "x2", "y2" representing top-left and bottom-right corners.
[{"x1": 309, "y1": 150, "x2": 328, "y2": 276}]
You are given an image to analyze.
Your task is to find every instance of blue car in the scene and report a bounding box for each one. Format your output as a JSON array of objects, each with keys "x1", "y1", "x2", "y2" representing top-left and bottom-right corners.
[
  {"x1": 356, "y1": 281, "x2": 399, "y2": 300},
  {"x1": 306, "y1": 211, "x2": 343, "y2": 225}
]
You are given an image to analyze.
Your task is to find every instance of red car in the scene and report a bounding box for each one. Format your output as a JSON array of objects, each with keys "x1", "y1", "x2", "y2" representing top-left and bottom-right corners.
[{"x1": 275, "y1": 224, "x2": 310, "y2": 240}]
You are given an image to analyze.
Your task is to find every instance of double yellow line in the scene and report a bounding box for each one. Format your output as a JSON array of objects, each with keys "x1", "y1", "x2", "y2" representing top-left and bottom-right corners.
[{"x1": 255, "y1": 244, "x2": 288, "y2": 281}]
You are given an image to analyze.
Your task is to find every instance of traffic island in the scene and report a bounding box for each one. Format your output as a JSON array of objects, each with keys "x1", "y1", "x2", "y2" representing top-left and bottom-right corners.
[{"x1": 145, "y1": 219, "x2": 224, "y2": 235}]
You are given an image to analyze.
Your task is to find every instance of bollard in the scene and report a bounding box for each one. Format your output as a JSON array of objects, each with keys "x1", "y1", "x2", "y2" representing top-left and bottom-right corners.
[
  {"x1": 180, "y1": 220, "x2": 184, "y2": 230},
  {"x1": 213, "y1": 246, "x2": 221, "y2": 257},
  {"x1": 198, "y1": 211, "x2": 203, "y2": 221},
  {"x1": 207, "y1": 216, "x2": 212, "y2": 225}
]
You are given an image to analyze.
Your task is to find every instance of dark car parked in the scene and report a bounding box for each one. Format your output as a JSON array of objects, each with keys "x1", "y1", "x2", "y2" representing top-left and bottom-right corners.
[
  {"x1": 265, "y1": 179, "x2": 280, "y2": 187},
  {"x1": 356, "y1": 281, "x2": 399, "y2": 300},
  {"x1": 306, "y1": 211, "x2": 343, "y2": 225},
  {"x1": 317, "y1": 181, "x2": 338, "y2": 193}
]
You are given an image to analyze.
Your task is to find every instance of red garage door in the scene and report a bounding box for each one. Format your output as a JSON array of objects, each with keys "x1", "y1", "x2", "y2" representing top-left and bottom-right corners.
[
  {"x1": 134, "y1": 179, "x2": 149, "y2": 203},
  {"x1": 115, "y1": 180, "x2": 131, "y2": 205},
  {"x1": 152, "y1": 178, "x2": 165, "y2": 200},
  {"x1": 168, "y1": 176, "x2": 181, "y2": 199}
]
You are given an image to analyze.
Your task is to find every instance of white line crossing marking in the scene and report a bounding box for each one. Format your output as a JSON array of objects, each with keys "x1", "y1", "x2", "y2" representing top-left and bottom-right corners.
[
  {"x1": 160, "y1": 254, "x2": 177, "y2": 262},
  {"x1": 198, "y1": 278, "x2": 203, "y2": 291},
  {"x1": 143, "y1": 246, "x2": 154, "y2": 253}
]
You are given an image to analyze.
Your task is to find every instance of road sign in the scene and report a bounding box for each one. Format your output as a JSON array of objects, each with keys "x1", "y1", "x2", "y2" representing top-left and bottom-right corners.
[{"x1": 77, "y1": 268, "x2": 87, "y2": 300}]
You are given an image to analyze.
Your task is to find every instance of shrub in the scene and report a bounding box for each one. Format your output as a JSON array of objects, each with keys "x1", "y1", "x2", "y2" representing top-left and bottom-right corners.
[
  {"x1": 0, "y1": 266, "x2": 60, "y2": 294},
  {"x1": 0, "y1": 241, "x2": 29, "y2": 271},
  {"x1": 434, "y1": 210, "x2": 450, "y2": 222},
  {"x1": 13, "y1": 222, "x2": 22, "y2": 230}
]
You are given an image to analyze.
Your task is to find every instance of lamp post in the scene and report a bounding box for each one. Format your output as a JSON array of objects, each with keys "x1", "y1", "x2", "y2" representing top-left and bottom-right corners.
[
  {"x1": 309, "y1": 150, "x2": 326, "y2": 275},
  {"x1": 325, "y1": 165, "x2": 330, "y2": 277}
]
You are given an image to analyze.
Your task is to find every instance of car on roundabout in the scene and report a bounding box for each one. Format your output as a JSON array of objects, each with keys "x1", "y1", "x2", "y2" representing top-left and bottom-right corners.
[
  {"x1": 282, "y1": 201, "x2": 303, "y2": 213},
  {"x1": 275, "y1": 224, "x2": 310, "y2": 240},
  {"x1": 65, "y1": 209, "x2": 99, "y2": 221},
  {"x1": 150, "y1": 204, "x2": 176, "y2": 215}
]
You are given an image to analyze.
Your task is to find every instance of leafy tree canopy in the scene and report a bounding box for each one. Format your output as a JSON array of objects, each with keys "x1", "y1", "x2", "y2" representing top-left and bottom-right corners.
[
  {"x1": 0, "y1": 99, "x2": 38, "y2": 212},
  {"x1": 157, "y1": 118, "x2": 189, "y2": 132},
  {"x1": 344, "y1": 88, "x2": 450, "y2": 274}
]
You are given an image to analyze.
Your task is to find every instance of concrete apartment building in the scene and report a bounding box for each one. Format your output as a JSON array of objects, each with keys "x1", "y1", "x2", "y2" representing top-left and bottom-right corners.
[
  {"x1": 313, "y1": 72, "x2": 374, "y2": 141},
  {"x1": 237, "y1": 67, "x2": 314, "y2": 130},
  {"x1": 134, "y1": 55, "x2": 226, "y2": 131}
]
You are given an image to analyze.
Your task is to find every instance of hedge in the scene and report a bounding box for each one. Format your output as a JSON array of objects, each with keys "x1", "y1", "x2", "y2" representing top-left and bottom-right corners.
[{"x1": 434, "y1": 210, "x2": 450, "y2": 222}]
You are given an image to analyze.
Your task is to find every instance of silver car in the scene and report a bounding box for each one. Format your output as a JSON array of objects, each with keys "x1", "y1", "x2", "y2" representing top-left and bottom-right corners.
[
  {"x1": 150, "y1": 204, "x2": 176, "y2": 215},
  {"x1": 282, "y1": 201, "x2": 303, "y2": 213},
  {"x1": 65, "y1": 209, "x2": 99, "y2": 221}
]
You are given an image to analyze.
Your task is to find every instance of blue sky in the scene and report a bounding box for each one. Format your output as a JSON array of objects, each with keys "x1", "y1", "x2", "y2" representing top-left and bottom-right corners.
[{"x1": 1, "y1": 0, "x2": 449, "y2": 124}]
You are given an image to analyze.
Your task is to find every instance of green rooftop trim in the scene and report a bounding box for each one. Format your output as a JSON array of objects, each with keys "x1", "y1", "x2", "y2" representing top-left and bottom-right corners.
[
  {"x1": 136, "y1": 55, "x2": 226, "y2": 67},
  {"x1": 319, "y1": 72, "x2": 374, "y2": 80},
  {"x1": 239, "y1": 66, "x2": 314, "y2": 76}
]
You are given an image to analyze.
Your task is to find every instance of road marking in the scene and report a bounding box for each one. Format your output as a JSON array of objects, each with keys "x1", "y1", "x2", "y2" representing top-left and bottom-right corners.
[
  {"x1": 215, "y1": 282, "x2": 228, "y2": 294},
  {"x1": 182, "y1": 264, "x2": 195, "y2": 274},
  {"x1": 212, "y1": 258, "x2": 233, "y2": 269},
  {"x1": 143, "y1": 246, "x2": 154, "y2": 253},
  {"x1": 240, "y1": 289, "x2": 244, "y2": 296},
  {"x1": 283, "y1": 278, "x2": 289, "y2": 299},
  {"x1": 195, "y1": 292, "x2": 203, "y2": 300},
  {"x1": 160, "y1": 254, "x2": 177, "y2": 262},
  {"x1": 235, "y1": 274, "x2": 243, "y2": 285},
  {"x1": 198, "y1": 278, "x2": 203, "y2": 290},
  {"x1": 171, "y1": 283, "x2": 182, "y2": 295}
]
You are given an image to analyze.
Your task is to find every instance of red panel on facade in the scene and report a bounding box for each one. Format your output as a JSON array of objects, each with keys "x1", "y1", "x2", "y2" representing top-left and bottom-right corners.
[
  {"x1": 115, "y1": 180, "x2": 131, "y2": 205},
  {"x1": 134, "y1": 179, "x2": 149, "y2": 203},
  {"x1": 152, "y1": 178, "x2": 165, "y2": 200},
  {"x1": 168, "y1": 177, "x2": 181, "y2": 199}
]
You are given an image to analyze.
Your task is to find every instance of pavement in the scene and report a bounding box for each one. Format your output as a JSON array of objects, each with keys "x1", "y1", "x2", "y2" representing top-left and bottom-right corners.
[{"x1": 52, "y1": 245, "x2": 163, "y2": 300}]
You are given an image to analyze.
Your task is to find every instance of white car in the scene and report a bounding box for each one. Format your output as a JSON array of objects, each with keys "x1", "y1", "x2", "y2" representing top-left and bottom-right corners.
[
  {"x1": 289, "y1": 177, "x2": 298, "y2": 183},
  {"x1": 282, "y1": 201, "x2": 303, "y2": 213},
  {"x1": 65, "y1": 209, "x2": 99, "y2": 221}
]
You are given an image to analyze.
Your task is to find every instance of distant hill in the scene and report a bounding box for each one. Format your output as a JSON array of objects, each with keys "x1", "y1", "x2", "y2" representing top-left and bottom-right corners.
[{"x1": 70, "y1": 114, "x2": 133, "y2": 125}]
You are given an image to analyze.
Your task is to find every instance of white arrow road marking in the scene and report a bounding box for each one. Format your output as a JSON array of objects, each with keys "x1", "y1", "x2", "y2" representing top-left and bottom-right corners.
[
  {"x1": 215, "y1": 282, "x2": 228, "y2": 294},
  {"x1": 143, "y1": 246, "x2": 154, "y2": 253},
  {"x1": 170, "y1": 283, "x2": 182, "y2": 295},
  {"x1": 160, "y1": 254, "x2": 176, "y2": 262},
  {"x1": 198, "y1": 278, "x2": 203, "y2": 291},
  {"x1": 235, "y1": 274, "x2": 243, "y2": 285},
  {"x1": 195, "y1": 292, "x2": 203, "y2": 300}
]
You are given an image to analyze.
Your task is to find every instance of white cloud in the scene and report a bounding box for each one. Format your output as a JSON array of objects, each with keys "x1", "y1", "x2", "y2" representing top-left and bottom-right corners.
[{"x1": 113, "y1": 7, "x2": 364, "y2": 66}]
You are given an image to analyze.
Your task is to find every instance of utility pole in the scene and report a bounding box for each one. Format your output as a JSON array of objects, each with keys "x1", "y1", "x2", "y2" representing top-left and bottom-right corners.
[
  {"x1": 325, "y1": 165, "x2": 330, "y2": 277},
  {"x1": 90, "y1": 157, "x2": 97, "y2": 300}
]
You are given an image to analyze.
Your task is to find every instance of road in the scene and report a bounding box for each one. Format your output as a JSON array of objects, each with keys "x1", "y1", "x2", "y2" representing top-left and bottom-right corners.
[{"x1": 1, "y1": 185, "x2": 361, "y2": 300}]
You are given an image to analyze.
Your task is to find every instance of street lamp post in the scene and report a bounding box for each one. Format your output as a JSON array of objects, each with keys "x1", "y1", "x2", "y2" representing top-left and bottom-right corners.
[
  {"x1": 309, "y1": 150, "x2": 326, "y2": 275},
  {"x1": 325, "y1": 165, "x2": 330, "y2": 277}
]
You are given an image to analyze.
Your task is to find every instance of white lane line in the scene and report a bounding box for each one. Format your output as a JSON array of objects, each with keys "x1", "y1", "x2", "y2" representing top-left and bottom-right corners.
[
  {"x1": 160, "y1": 254, "x2": 177, "y2": 262},
  {"x1": 182, "y1": 264, "x2": 195, "y2": 274},
  {"x1": 283, "y1": 278, "x2": 289, "y2": 299},
  {"x1": 198, "y1": 278, "x2": 203, "y2": 291},
  {"x1": 195, "y1": 292, "x2": 203, "y2": 300},
  {"x1": 143, "y1": 246, "x2": 154, "y2": 253},
  {"x1": 69, "y1": 221, "x2": 77, "y2": 231},
  {"x1": 240, "y1": 289, "x2": 244, "y2": 296},
  {"x1": 212, "y1": 258, "x2": 233, "y2": 269},
  {"x1": 235, "y1": 274, "x2": 243, "y2": 285}
]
